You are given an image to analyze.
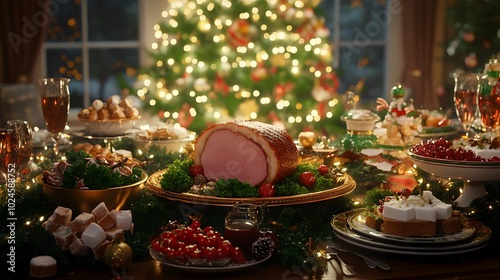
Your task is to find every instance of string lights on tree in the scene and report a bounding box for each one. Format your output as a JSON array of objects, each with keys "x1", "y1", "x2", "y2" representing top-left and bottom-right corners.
[{"x1": 135, "y1": 0, "x2": 344, "y2": 137}]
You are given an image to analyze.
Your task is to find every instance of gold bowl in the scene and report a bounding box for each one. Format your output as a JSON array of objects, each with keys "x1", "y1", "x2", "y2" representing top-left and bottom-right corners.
[{"x1": 36, "y1": 172, "x2": 148, "y2": 214}]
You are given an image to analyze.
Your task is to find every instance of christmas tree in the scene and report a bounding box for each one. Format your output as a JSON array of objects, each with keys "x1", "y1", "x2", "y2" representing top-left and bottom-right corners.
[
  {"x1": 445, "y1": 0, "x2": 500, "y2": 72},
  {"x1": 134, "y1": 0, "x2": 344, "y2": 137}
]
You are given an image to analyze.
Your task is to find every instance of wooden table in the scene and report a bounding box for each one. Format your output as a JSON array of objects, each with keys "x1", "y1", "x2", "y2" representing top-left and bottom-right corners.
[{"x1": 25, "y1": 242, "x2": 499, "y2": 280}]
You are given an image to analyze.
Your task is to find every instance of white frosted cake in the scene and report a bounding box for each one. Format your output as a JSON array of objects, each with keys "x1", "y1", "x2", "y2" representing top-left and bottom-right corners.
[
  {"x1": 366, "y1": 191, "x2": 461, "y2": 237},
  {"x1": 382, "y1": 191, "x2": 452, "y2": 222}
]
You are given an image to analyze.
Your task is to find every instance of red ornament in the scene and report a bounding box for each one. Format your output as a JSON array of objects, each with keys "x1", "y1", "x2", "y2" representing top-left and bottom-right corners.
[
  {"x1": 214, "y1": 73, "x2": 229, "y2": 96},
  {"x1": 178, "y1": 103, "x2": 194, "y2": 128},
  {"x1": 227, "y1": 19, "x2": 252, "y2": 47}
]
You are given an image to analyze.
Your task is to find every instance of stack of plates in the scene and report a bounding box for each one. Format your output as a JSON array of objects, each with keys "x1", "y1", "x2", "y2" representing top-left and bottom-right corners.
[{"x1": 331, "y1": 208, "x2": 491, "y2": 256}]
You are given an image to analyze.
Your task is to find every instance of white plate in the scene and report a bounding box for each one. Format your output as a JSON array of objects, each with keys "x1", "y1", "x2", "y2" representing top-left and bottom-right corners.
[
  {"x1": 408, "y1": 152, "x2": 500, "y2": 181},
  {"x1": 348, "y1": 211, "x2": 475, "y2": 244},
  {"x1": 150, "y1": 248, "x2": 271, "y2": 273},
  {"x1": 331, "y1": 209, "x2": 491, "y2": 255}
]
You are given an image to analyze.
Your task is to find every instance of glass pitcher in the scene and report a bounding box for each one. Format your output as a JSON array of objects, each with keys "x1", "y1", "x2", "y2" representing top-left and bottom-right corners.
[{"x1": 224, "y1": 202, "x2": 266, "y2": 253}]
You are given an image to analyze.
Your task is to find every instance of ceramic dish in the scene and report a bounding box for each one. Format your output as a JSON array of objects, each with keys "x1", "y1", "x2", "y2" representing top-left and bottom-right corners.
[
  {"x1": 347, "y1": 209, "x2": 475, "y2": 245},
  {"x1": 331, "y1": 209, "x2": 491, "y2": 256},
  {"x1": 150, "y1": 248, "x2": 271, "y2": 273},
  {"x1": 77, "y1": 117, "x2": 138, "y2": 136}
]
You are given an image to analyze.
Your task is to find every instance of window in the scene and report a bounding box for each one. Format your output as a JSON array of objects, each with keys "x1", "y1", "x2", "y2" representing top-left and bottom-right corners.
[
  {"x1": 320, "y1": 0, "x2": 388, "y2": 103},
  {"x1": 42, "y1": 0, "x2": 140, "y2": 109}
]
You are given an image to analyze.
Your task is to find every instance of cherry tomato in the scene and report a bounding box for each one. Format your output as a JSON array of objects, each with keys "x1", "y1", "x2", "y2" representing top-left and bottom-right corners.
[
  {"x1": 203, "y1": 226, "x2": 214, "y2": 233},
  {"x1": 299, "y1": 172, "x2": 316, "y2": 188},
  {"x1": 318, "y1": 164, "x2": 329, "y2": 175},
  {"x1": 151, "y1": 238, "x2": 162, "y2": 252},
  {"x1": 258, "y1": 183, "x2": 275, "y2": 197},
  {"x1": 195, "y1": 234, "x2": 209, "y2": 248},
  {"x1": 190, "y1": 220, "x2": 201, "y2": 229},
  {"x1": 204, "y1": 247, "x2": 218, "y2": 261},
  {"x1": 231, "y1": 247, "x2": 246, "y2": 264},
  {"x1": 189, "y1": 164, "x2": 204, "y2": 177},
  {"x1": 188, "y1": 247, "x2": 204, "y2": 259},
  {"x1": 162, "y1": 237, "x2": 178, "y2": 250},
  {"x1": 219, "y1": 240, "x2": 235, "y2": 256}
]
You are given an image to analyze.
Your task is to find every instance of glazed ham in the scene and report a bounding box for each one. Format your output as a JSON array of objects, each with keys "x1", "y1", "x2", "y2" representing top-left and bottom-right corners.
[{"x1": 194, "y1": 120, "x2": 299, "y2": 186}]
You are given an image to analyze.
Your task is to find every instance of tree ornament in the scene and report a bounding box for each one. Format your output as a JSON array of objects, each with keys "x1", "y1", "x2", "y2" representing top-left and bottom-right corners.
[
  {"x1": 103, "y1": 240, "x2": 133, "y2": 270},
  {"x1": 465, "y1": 53, "x2": 478, "y2": 68},
  {"x1": 462, "y1": 31, "x2": 475, "y2": 43},
  {"x1": 298, "y1": 131, "x2": 317, "y2": 148},
  {"x1": 227, "y1": 19, "x2": 254, "y2": 47}
]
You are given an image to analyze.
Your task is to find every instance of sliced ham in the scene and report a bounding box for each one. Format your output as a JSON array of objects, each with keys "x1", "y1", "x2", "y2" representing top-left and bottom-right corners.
[{"x1": 194, "y1": 120, "x2": 299, "y2": 186}]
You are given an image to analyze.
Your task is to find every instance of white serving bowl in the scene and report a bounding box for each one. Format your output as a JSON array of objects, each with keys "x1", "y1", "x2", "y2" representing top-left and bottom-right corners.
[
  {"x1": 408, "y1": 151, "x2": 500, "y2": 207},
  {"x1": 77, "y1": 117, "x2": 138, "y2": 136}
]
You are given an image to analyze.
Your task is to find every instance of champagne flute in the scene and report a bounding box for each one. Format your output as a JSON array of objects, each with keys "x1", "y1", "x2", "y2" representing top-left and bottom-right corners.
[
  {"x1": 39, "y1": 78, "x2": 70, "y2": 157},
  {"x1": 453, "y1": 72, "x2": 479, "y2": 137},
  {"x1": 478, "y1": 76, "x2": 500, "y2": 133},
  {"x1": 6, "y1": 120, "x2": 33, "y2": 180},
  {"x1": 0, "y1": 128, "x2": 20, "y2": 184}
]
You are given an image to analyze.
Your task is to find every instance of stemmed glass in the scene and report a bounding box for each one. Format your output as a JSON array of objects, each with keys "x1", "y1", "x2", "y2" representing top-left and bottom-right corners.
[
  {"x1": 6, "y1": 120, "x2": 33, "y2": 180},
  {"x1": 0, "y1": 128, "x2": 20, "y2": 184},
  {"x1": 39, "y1": 78, "x2": 70, "y2": 157},
  {"x1": 478, "y1": 76, "x2": 500, "y2": 133},
  {"x1": 453, "y1": 72, "x2": 479, "y2": 137}
]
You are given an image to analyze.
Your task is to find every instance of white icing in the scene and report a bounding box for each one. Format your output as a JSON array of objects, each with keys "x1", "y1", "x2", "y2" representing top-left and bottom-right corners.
[{"x1": 382, "y1": 191, "x2": 452, "y2": 222}]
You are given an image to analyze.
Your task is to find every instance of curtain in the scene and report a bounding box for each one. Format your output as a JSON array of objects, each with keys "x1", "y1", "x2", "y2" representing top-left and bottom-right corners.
[
  {"x1": 400, "y1": 0, "x2": 438, "y2": 109},
  {"x1": 0, "y1": 0, "x2": 48, "y2": 83}
]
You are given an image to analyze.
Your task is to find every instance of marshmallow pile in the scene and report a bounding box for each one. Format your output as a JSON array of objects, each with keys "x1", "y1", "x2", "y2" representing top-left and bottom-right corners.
[
  {"x1": 43, "y1": 203, "x2": 133, "y2": 259},
  {"x1": 77, "y1": 95, "x2": 139, "y2": 121}
]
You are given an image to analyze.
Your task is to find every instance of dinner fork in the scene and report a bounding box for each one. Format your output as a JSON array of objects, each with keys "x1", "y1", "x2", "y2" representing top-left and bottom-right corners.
[
  {"x1": 325, "y1": 238, "x2": 355, "y2": 276},
  {"x1": 328, "y1": 237, "x2": 391, "y2": 271}
]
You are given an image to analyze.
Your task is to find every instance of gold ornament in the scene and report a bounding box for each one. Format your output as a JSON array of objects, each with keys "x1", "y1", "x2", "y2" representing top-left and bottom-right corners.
[
  {"x1": 103, "y1": 240, "x2": 133, "y2": 270},
  {"x1": 298, "y1": 131, "x2": 316, "y2": 148}
]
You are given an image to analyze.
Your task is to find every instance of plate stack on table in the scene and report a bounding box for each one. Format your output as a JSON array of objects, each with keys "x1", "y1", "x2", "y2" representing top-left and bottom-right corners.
[{"x1": 331, "y1": 208, "x2": 491, "y2": 256}]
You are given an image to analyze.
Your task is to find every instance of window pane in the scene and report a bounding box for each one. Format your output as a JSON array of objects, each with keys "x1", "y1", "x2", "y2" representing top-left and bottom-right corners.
[
  {"x1": 88, "y1": 0, "x2": 139, "y2": 41},
  {"x1": 88, "y1": 48, "x2": 139, "y2": 101},
  {"x1": 338, "y1": 45, "x2": 385, "y2": 102},
  {"x1": 46, "y1": 0, "x2": 82, "y2": 42},
  {"x1": 339, "y1": 0, "x2": 387, "y2": 41},
  {"x1": 45, "y1": 49, "x2": 84, "y2": 108}
]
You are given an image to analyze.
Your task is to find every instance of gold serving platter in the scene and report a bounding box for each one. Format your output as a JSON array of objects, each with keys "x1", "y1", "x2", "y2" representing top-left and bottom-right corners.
[{"x1": 146, "y1": 169, "x2": 356, "y2": 206}]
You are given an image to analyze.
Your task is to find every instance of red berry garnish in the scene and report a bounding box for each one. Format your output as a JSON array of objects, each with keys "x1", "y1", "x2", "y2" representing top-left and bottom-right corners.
[
  {"x1": 189, "y1": 164, "x2": 204, "y2": 177},
  {"x1": 299, "y1": 171, "x2": 316, "y2": 188},
  {"x1": 398, "y1": 188, "x2": 412, "y2": 199},
  {"x1": 318, "y1": 164, "x2": 329, "y2": 175},
  {"x1": 258, "y1": 183, "x2": 275, "y2": 197}
]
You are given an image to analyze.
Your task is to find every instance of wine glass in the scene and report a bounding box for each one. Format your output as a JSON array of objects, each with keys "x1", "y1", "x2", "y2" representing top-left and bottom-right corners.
[
  {"x1": 453, "y1": 72, "x2": 479, "y2": 137},
  {"x1": 39, "y1": 78, "x2": 70, "y2": 157},
  {"x1": 478, "y1": 76, "x2": 500, "y2": 133},
  {"x1": 6, "y1": 120, "x2": 33, "y2": 180},
  {"x1": 0, "y1": 128, "x2": 20, "y2": 184}
]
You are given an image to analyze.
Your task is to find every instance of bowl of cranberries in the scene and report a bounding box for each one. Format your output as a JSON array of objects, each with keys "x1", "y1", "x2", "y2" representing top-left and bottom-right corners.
[{"x1": 408, "y1": 137, "x2": 500, "y2": 181}]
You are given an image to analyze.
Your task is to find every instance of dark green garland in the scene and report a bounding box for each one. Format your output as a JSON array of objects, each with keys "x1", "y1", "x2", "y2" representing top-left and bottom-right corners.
[{"x1": 2, "y1": 144, "x2": 500, "y2": 278}]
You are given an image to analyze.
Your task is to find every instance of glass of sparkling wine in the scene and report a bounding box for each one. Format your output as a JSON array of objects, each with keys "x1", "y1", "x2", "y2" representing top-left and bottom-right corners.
[
  {"x1": 0, "y1": 128, "x2": 20, "y2": 184},
  {"x1": 453, "y1": 72, "x2": 479, "y2": 136},
  {"x1": 478, "y1": 76, "x2": 500, "y2": 132},
  {"x1": 39, "y1": 78, "x2": 70, "y2": 157},
  {"x1": 6, "y1": 120, "x2": 33, "y2": 180}
]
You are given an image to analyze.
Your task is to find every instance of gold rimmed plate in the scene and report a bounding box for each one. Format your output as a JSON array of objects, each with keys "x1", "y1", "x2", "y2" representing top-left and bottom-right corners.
[
  {"x1": 146, "y1": 169, "x2": 356, "y2": 206},
  {"x1": 331, "y1": 209, "x2": 491, "y2": 255},
  {"x1": 347, "y1": 208, "x2": 475, "y2": 245}
]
